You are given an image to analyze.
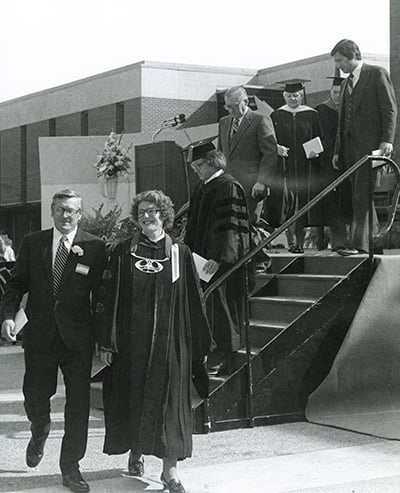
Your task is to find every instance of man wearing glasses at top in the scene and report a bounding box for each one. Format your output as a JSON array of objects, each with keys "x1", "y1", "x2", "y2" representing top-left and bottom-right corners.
[{"x1": 1, "y1": 189, "x2": 107, "y2": 493}]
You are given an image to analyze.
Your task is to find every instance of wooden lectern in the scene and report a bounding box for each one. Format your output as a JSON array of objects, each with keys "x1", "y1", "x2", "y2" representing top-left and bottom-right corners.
[{"x1": 135, "y1": 141, "x2": 195, "y2": 211}]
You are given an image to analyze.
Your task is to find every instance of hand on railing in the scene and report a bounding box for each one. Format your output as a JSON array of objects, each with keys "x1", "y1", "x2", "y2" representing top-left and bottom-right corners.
[{"x1": 203, "y1": 154, "x2": 400, "y2": 300}]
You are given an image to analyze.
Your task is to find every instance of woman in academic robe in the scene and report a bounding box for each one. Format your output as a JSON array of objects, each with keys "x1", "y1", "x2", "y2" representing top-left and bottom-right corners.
[
  {"x1": 270, "y1": 82, "x2": 323, "y2": 253},
  {"x1": 315, "y1": 77, "x2": 352, "y2": 250},
  {"x1": 96, "y1": 190, "x2": 212, "y2": 493}
]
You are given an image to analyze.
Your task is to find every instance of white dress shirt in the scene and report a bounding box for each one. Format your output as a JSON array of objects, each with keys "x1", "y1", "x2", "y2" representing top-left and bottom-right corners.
[{"x1": 52, "y1": 227, "x2": 77, "y2": 267}]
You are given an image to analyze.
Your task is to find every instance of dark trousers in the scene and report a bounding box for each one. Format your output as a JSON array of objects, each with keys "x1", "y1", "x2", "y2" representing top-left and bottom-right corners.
[
  {"x1": 349, "y1": 166, "x2": 378, "y2": 251},
  {"x1": 23, "y1": 334, "x2": 93, "y2": 474}
]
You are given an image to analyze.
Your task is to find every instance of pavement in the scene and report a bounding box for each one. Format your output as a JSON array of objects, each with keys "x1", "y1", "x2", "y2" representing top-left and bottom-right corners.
[{"x1": 3, "y1": 339, "x2": 400, "y2": 492}]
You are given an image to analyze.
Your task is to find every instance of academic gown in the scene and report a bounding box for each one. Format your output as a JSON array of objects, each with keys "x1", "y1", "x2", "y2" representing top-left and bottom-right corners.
[
  {"x1": 184, "y1": 173, "x2": 250, "y2": 352},
  {"x1": 269, "y1": 106, "x2": 323, "y2": 227},
  {"x1": 97, "y1": 233, "x2": 211, "y2": 460},
  {"x1": 316, "y1": 100, "x2": 352, "y2": 225}
]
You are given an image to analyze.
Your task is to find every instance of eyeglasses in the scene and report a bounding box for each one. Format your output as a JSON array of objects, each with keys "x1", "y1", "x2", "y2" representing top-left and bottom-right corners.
[
  {"x1": 191, "y1": 159, "x2": 206, "y2": 169},
  {"x1": 137, "y1": 207, "x2": 161, "y2": 218},
  {"x1": 224, "y1": 102, "x2": 241, "y2": 110},
  {"x1": 53, "y1": 206, "x2": 81, "y2": 217}
]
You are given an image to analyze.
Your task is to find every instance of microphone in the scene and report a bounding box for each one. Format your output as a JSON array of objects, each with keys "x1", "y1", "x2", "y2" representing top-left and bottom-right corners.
[{"x1": 162, "y1": 114, "x2": 186, "y2": 127}]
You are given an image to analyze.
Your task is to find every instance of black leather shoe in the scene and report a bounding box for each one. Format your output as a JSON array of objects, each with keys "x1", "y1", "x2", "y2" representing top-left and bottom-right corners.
[
  {"x1": 62, "y1": 471, "x2": 90, "y2": 492},
  {"x1": 128, "y1": 452, "x2": 144, "y2": 476},
  {"x1": 337, "y1": 247, "x2": 359, "y2": 256},
  {"x1": 161, "y1": 473, "x2": 186, "y2": 493},
  {"x1": 26, "y1": 436, "x2": 47, "y2": 468},
  {"x1": 288, "y1": 244, "x2": 304, "y2": 254}
]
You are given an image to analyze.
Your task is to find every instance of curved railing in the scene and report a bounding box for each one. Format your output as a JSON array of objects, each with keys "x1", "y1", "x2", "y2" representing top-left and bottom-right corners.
[
  {"x1": 204, "y1": 155, "x2": 400, "y2": 300},
  {"x1": 191, "y1": 155, "x2": 400, "y2": 432}
]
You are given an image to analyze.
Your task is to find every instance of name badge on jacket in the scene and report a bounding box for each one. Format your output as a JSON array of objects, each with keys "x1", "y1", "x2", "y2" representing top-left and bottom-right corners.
[{"x1": 76, "y1": 263, "x2": 90, "y2": 276}]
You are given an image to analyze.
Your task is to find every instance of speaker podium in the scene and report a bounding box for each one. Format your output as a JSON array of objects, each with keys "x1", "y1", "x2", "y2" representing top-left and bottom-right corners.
[{"x1": 135, "y1": 140, "x2": 193, "y2": 211}]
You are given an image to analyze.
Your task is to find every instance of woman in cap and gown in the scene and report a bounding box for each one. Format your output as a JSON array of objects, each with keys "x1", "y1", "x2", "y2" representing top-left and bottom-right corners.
[{"x1": 269, "y1": 82, "x2": 323, "y2": 253}]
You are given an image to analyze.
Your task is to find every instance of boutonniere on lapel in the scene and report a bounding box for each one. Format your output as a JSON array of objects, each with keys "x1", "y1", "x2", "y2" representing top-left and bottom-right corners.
[{"x1": 71, "y1": 245, "x2": 84, "y2": 256}]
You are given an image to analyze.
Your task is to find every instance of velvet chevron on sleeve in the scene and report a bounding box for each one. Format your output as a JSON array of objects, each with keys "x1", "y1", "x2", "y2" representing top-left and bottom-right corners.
[
  {"x1": 185, "y1": 173, "x2": 250, "y2": 264},
  {"x1": 185, "y1": 173, "x2": 251, "y2": 352}
]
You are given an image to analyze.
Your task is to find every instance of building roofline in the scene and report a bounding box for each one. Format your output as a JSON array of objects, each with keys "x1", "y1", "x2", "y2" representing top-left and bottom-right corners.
[
  {"x1": 0, "y1": 60, "x2": 257, "y2": 108},
  {"x1": 257, "y1": 52, "x2": 388, "y2": 74}
]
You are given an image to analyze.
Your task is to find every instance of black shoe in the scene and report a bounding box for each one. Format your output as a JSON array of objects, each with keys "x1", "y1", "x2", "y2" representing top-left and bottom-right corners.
[
  {"x1": 128, "y1": 452, "x2": 144, "y2": 476},
  {"x1": 336, "y1": 247, "x2": 359, "y2": 256},
  {"x1": 207, "y1": 362, "x2": 223, "y2": 375},
  {"x1": 26, "y1": 435, "x2": 47, "y2": 468},
  {"x1": 161, "y1": 473, "x2": 186, "y2": 493},
  {"x1": 288, "y1": 244, "x2": 304, "y2": 254},
  {"x1": 62, "y1": 471, "x2": 90, "y2": 492}
]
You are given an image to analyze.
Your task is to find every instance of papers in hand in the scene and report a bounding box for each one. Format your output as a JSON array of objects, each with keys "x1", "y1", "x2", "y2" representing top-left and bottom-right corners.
[
  {"x1": 15, "y1": 308, "x2": 27, "y2": 335},
  {"x1": 303, "y1": 137, "x2": 324, "y2": 159},
  {"x1": 192, "y1": 253, "x2": 218, "y2": 283}
]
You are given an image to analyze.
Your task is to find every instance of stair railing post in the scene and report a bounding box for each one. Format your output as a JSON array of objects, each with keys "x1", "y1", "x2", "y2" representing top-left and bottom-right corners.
[
  {"x1": 368, "y1": 159, "x2": 374, "y2": 266},
  {"x1": 202, "y1": 398, "x2": 211, "y2": 434},
  {"x1": 244, "y1": 262, "x2": 255, "y2": 427}
]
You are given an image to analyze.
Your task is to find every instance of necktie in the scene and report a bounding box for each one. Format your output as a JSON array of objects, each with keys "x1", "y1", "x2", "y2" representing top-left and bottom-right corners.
[
  {"x1": 347, "y1": 73, "x2": 354, "y2": 95},
  {"x1": 53, "y1": 236, "x2": 69, "y2": 297},
  {"x1": 231, "y1": 118, "x2": 240, "y2": 137}
]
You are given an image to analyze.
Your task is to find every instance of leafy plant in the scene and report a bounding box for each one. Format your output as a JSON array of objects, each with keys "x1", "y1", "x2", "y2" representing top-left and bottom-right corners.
[{"x1": 80, "y1": 204, "x2": 136, "y2": 244}]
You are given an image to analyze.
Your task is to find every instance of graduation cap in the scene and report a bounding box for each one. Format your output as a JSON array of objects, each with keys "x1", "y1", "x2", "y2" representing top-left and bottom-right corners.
[
  {"x1": 183, "y1": 136, "x2": 217, "y2": 164},
  {"x1": 327, "y1": 76, "x2": 345, "y2": 86},
  {"x1": 283, "y1": 81, "x2": 304, "y2": 93}
]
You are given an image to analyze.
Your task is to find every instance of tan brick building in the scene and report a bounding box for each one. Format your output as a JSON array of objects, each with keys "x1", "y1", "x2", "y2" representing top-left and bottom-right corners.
[{"x1": 0, "y1": 53, "x2": 391, "y2": 250}]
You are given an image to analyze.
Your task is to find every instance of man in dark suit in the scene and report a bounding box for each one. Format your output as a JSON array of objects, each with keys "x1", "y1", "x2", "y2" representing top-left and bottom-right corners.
[
  {"x1": 218, "y1": 86, "x2": 278, "y2": 223},
  {"x1": 331, "y1": 39, "x2": 397, "y2": 255},
  {"x1": 1, "y1": 189, "x2": 107, "y2": 493}
]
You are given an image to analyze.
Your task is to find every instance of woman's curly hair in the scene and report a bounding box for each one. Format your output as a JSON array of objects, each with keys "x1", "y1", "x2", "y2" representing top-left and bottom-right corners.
[{"x1": 131, "y1": 190, "x2": 175, "y2": 230}]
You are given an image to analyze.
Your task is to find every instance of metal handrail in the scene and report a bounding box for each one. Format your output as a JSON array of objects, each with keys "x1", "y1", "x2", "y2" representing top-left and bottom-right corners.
[
  {"x1": 204, "y1": 155, "x2": 400, "y2": 301},
  {"x1": 186, "y1": 154, "x2": 400, "y2": 431}
]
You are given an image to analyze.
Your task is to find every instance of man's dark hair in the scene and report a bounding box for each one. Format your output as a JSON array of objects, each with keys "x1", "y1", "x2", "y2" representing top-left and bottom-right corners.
[{"x1": 330, "y1": 39, "x2": 362, "y2": 60}]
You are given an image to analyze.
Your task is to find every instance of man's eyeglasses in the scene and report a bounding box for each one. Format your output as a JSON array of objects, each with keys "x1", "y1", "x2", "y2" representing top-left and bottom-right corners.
[
  {"x1": 137, "y1": 207, "x2": 161, "y2": 218},
  {"x1": 53, "y1": 206, "x2": 81, "y2": 217}
]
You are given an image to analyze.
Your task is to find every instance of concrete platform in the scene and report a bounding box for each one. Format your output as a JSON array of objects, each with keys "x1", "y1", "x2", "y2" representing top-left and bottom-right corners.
[{"x1": 2, "y1": 318, "x2": 400, "y2": 492}]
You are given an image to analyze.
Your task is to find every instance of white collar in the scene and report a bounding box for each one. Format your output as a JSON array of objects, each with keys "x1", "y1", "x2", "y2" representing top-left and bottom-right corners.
[
  {"x1": 204, "y1": 169, "x2": 224, "y2": 185},
  {"x1": 350, "y1": 61, "x2": 364, "y2": 85},
  {"x1": 145, "y1": 230, "x2": 166, "y2": 243},
  {"x1": 53, "y1": 227, "x2": 77, "y2": 248},
  {"x1": 235, "y1": 107, "x2": 248, "y2": 125},
  {"x1": 279, "y1": 104, "x2": 313, "y2": 113}
]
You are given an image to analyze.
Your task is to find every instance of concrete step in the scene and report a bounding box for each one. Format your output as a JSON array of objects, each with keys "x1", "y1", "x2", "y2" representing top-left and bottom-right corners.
[
  {"x1": 249, "y1": 321, "x2": 287, "y2": 349},
  {"x1": 301, "y1": 255, "x2": 366, "y2": 275},
  {"x1": 250, "y1": 296, "x2": 314, "y2": 325},
  {"x1": 254, "y1": 273, "x2": 343, "y2": 299},
  {"x1": 275, "y1": 274, "x2": 342, "y2": 299}
]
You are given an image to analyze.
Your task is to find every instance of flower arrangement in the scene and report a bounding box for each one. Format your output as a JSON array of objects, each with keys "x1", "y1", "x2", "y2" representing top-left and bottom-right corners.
[{"x1": 94, "y1": 131, "x2": 132, "y2": 178}]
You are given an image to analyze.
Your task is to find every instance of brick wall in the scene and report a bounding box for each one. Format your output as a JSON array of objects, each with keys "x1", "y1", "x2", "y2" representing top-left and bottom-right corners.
[
  {"x1": 124, "y1": 98, "x2": 142, "y2": 133},
  {"x1": 0, "y1": 128, "x2": 21, "y2": 204},
  {"x1": 26, "y1": 120, "x2": 49, "y2": 202},
  {"x1": 88, "y1": 104, "x2": 118, "y2": 135},
  {"x1": 55, "y1": 112, "x2": 83, "y2": 136},
  {"x1": 140, "y1": 97, "x2": 218, "y2": 133}
]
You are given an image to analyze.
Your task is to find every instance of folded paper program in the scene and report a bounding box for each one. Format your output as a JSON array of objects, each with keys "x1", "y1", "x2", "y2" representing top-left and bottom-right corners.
[{"x1": 303, "y1": 136, "x2": 324, "y2": 159}]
